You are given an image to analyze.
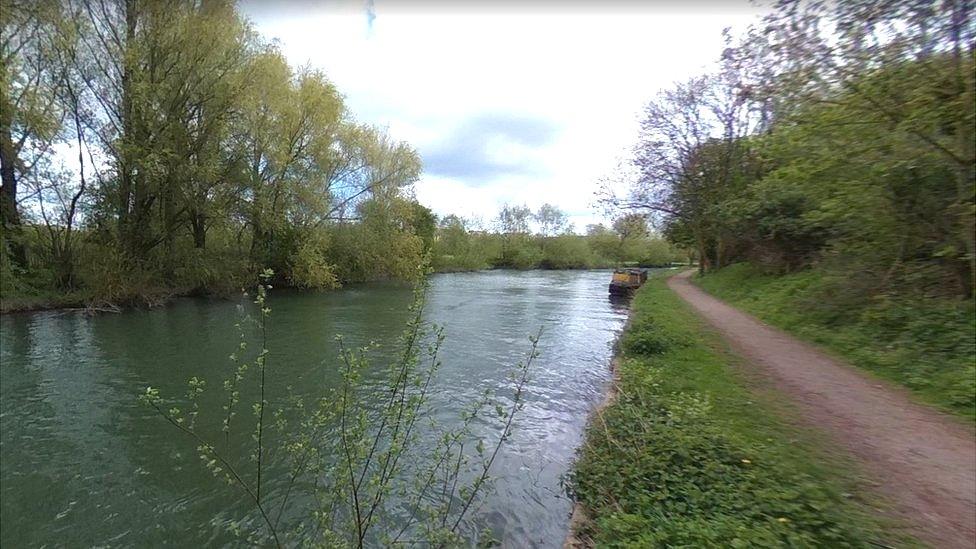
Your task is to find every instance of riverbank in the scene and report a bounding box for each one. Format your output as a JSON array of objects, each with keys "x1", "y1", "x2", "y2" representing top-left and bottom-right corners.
[
  {"x1": 0, "y1": 285, "x2": 206, "y2": 315},
  {"x1": 0, "y1": 265, "x2": 682, "y2": 315},
  {"x1": 0, "y1": 291, "x2": 93, "y2": 314},
  {"x1": 568, "y1": 274, "x2": 900, "y2": 546},
  {"x1": 696, "y1": 263, "x2": 975, "y2": 421}
]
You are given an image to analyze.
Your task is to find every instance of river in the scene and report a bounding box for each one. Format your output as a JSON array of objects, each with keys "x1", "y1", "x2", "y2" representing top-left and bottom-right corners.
[{"x1": 0, "y1": 270, "x2": 633, "y2": 547}]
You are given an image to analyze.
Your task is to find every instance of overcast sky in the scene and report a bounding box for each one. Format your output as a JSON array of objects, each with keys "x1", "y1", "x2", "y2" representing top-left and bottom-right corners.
[{"x1": 239, "y1": 1, "x2": 767, "y2": 231}]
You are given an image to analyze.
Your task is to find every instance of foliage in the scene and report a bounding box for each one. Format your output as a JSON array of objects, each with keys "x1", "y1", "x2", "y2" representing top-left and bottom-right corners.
[
  {"x1": 2, "y1": 0, "x2": 679, "y2": 310},
  {"x1": 601, "y1": 0, "x2": 974, "y2": 299},
  {"x1": 431, "y1": 207, "x2": 682, "y2": 272},
  {"x1": 0, "y1": 0, "x2": 425, "y2": 306},
  {"x1": 595, "y1": 0, "x2": 974, "y2": 417},
  {"x1": 288, "y1": 238, "x2": 339, "y2": 290},
  {"x1": 495, "y1": 204, "x2": 533, "y2": 235},
  {"x1": 698, "y1": 263, "x2": 976, "y2": 421},
  {"x1": 539, "y1": 234, "x2": 596, "y2": 269},
  {"x1": 324, "y1": 197, "x2": 431, "y2": 283},
  {"x1": 535, "y1": 203, "x2": 570, "y2": 237},
  {"x1": 569, "y1": 276, "x2": 897, "y2": 547}
]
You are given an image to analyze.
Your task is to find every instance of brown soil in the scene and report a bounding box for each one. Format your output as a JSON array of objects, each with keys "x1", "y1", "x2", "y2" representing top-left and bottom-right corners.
[{"x1": 668, "y1": 270, "x2": 976, "y2": 548}]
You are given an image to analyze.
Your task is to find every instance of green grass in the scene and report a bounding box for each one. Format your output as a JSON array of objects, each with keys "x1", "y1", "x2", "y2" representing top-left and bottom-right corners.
[
  {"x1": 696, "y1": 263, "x2": 976, "y2": 422},
  {"x1": 569, "y1": 275, "x2": 904, "y2": 547}
]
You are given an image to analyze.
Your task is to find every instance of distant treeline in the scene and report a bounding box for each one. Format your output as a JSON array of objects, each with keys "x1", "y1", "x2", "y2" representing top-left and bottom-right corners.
[{"x1": 431, "y1": 206, "x2": 681, "y2": 272}]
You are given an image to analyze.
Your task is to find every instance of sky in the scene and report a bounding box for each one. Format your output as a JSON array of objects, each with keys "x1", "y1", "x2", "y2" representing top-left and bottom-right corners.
[{"x1": 239, "y1": 0, "x2": 768, "y2": 232}]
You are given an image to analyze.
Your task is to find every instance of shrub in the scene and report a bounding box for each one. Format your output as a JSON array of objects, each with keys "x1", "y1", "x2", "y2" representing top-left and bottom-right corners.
[{"x1": 288, "y1": 241, "x2": 339, "y2": 289}]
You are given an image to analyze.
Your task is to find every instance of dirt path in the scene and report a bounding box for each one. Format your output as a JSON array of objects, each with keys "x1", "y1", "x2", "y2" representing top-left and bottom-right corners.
[{"x1": 668, "y1": 270, "x2": 976, "y2": 548}]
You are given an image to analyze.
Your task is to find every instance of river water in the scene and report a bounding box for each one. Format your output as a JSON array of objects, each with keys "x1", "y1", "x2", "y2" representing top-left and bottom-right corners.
[{"x1": 0, "y1": 270, "x2": 632, "y2": 547}]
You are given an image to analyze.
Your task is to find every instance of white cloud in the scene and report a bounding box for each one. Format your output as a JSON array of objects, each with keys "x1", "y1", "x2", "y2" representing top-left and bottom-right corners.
[{"x1": 240, "y1": 2, "x2": 767, "y2": 231}]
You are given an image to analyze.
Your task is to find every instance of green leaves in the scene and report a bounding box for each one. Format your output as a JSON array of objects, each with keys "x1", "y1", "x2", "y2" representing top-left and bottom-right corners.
[
  {"x1": 2, "y1": 0, "x2": 434, "y2": 297},
  {"x1": 139, "y1": 386, "x2": 162, "y2": 407}
]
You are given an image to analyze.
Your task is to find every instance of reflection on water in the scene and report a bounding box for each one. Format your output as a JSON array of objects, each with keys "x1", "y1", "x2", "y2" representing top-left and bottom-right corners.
[{"x1": 0, "y1": 270, "x2": 636, "y2": 547}]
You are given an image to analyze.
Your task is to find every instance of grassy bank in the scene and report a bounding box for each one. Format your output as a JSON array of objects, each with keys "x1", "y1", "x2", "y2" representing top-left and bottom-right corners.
[
  {"x1": 569, "y1": 275, "x2": 900, "y2": 547},
  {"x1": 696, "y1": 264, "x2": 975, "y2": 422}
]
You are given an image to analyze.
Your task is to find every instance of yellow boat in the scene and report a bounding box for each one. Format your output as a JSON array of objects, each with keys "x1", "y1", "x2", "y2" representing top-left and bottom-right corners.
[{"x1": 608, "y1": 268, "x2": 647, "y2": 296}]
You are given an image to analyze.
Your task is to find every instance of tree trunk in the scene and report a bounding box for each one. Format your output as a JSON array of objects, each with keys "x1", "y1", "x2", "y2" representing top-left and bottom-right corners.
[
  {"x1": 715, "y1": 236, "x2": 724, "y2": 270},
  {"x1": 191, "y1": 211, "x2": 207, "y2": 249},
  {"x1": 118, "y1": 0, "x2": 138, "y2": 253},
  {"x1": 0, "y1": 117, "x2": 18, "y2": 229},
  {"x1": 696, "y1": 231, "x2": 709, "y2": 275},
  {"x1": 949, "y1": 0, "x2": 975, "y2": 298},
  {"x1": 0, "y1": 102, "x2": 26, "y2": 265}
]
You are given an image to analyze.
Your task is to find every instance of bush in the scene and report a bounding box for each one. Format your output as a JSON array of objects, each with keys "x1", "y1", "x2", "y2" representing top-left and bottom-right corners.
[
  {"x1": 620, "y1": 318, "x2": 685, "y2": 356},
  {"x1": 540, "y1": 235, "x2": 596, "y2": 269},
  {"x1": 288, "y1": 240, "x2": 339, "y2": 289}
]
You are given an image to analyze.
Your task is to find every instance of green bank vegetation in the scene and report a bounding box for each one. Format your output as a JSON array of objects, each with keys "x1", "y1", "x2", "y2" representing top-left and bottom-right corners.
[
  {"x1": 569, "y1": 276, "x2": 898, "y2": 547},
  {"x1": 432, "y1": 208, "x2": 680, "y2": 272},
  {"x1": 604, "y1": 2, "x2": 975, "y2": 415}
]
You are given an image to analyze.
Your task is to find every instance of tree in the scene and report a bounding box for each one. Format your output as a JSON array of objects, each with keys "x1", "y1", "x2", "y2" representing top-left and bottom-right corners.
[
  {"x1": 606, "y1": 68, "x2": 757, "y2": 273},
  {"x1": 612, "y1": 213, "x2": 648, "y2": 240},
  {"x1": 742, "y1": 0, "x2": 975, "y2": 293},
  {"x1": 495, "y1": 203, "x2": 532, "y2": 235},
  {"x1": 534, "y1": 203, "x2": 568, "y2": 237},
  {"x1": 410, "y1": 202, "x2": 436, "y2": 253},
  {"x1": 0, "y1": 0, "x2": 67, "y2": 263},
  {"x1": 433, "y1": 214, "x2": 468, "y2": 261},
  {"x1": 493, "y1": 204, "x2": 538, "y2": 268},
  {"x1": 166, "y1": 0, "x2": 253, "y2": 253},
  {"x1": 232, "y1": 52, "x2": 344, "y2": 270},
  {"x1": 60, "y1": 0, "x2": 256, "y2": 263},
  {"x1": 26, "y1": 7, "x2": 93, "y2": 289}
]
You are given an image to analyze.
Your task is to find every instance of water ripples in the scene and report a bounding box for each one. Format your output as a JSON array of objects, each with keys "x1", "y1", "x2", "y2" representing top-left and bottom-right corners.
[{"x1": 1, "y1": 269, "x2": 634, "y2": 547}]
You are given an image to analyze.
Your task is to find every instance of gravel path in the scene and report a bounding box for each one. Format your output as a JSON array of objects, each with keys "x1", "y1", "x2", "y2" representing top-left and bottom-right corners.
[{"x1": 668, "y1": 270, "x2": 976, "y2": 548}]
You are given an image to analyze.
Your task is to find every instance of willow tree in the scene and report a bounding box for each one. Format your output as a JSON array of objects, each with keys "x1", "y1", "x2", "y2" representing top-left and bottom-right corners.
[
  {"x1": 229, "y1": 51, "x2": 421, "y2": 279},
  {"x1": 535, "y1": 203, "x2": 568, "y2": 237},
  {"x1": 65, "y1": 0, "x2": 254, "y2": 264},
  {"x1": 160, "y1": 0, "x2": 255, "y2": 255}
]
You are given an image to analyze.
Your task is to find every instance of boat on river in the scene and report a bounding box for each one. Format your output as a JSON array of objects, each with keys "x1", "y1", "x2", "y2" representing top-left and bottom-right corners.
[{"x1": 608, "y1": 268, "x2": 647, "y2": 296}]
